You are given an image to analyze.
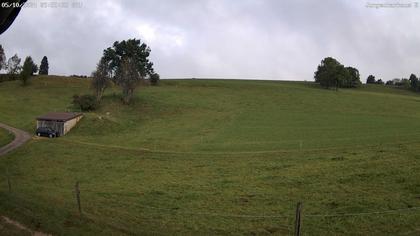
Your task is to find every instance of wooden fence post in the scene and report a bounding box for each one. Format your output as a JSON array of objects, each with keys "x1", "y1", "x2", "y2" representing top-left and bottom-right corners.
[
  {"x1": 75, "y1": 181, "x2": 82, "y2": 215},
  {"x1": 294, "y1": 202, "x2": 302, "y2": 236}
]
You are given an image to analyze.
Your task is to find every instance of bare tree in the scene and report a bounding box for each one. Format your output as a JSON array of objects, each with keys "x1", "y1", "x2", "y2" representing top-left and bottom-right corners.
[{"x1": 91, "y1": 57, "x2": 111, "y2": 102}]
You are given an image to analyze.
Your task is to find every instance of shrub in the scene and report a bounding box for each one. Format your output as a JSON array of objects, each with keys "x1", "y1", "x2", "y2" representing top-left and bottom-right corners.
[
  {"x1": 0, "y1": 74, "x2": 12, "y2": 83},
  {"x1": 150, "y1": 73, "x2": 160, "y2": 86},
  {"x1": 72, "y1": 94, "x2": 98, "y2": 111},
  {"x1": 396, "y1": 78, "x2": 410, "y2": 88},
  {"x1": 366, "y1": 75, "x2": 376, "y2": 84},
  {"x1": 70, "y1": 74, "x2": 89, "y2": 78}
]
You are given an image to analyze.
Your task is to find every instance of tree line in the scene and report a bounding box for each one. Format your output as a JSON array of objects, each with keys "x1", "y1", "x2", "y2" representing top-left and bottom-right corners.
[
  {"x1": 0, "y1": 44, "x2": 49, "y2": 85},
  {"x1": 314, "y1": 57, "x2": 420, "y2": 94},
  {"x1": 365, "y1": 72, "x2": 420, "y2": 92}
]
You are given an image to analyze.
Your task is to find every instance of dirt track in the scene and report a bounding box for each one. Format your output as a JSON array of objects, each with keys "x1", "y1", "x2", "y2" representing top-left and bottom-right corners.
[{"x1": 0, "y1": 123, "x2": 31, "y2": 156}]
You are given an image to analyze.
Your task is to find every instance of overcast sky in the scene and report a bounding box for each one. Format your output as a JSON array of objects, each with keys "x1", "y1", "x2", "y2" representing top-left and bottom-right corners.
[{"x1": 1, "y1": 0, "x2": 420, "y2": 81}]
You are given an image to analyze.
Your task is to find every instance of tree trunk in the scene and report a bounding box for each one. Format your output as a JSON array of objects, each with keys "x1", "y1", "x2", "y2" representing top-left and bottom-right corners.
[{"x1": 122, "y1": 87, "x2": 132, "y2": 104}]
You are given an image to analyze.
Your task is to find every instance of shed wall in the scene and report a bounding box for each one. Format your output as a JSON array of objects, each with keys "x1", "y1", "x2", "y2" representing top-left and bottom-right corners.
[{"x1": 63, "y1": 116, "x2": 83, "y2": 135}]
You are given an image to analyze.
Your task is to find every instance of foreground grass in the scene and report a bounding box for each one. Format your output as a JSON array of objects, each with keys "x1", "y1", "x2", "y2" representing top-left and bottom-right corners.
[
  {"x1": 0, "y1": 128, "x2": 13, "y2": 148},
  {"x1": 1, "y1": 141, "x2": 420, "y2": 235},
  {"x1": 0, "y1": 76, "x2": 420, "y2": 235}
]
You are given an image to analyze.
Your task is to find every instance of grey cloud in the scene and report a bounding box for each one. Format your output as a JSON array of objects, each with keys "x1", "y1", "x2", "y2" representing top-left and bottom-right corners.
[{"x1": 0, "y1": 0, "x2": 419, "y2": 81}]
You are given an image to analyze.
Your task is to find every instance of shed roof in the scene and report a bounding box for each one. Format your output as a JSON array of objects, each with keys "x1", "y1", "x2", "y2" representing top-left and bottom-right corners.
[{"x1": 36, "y1": 112, "x2": 83, "y2": 122}]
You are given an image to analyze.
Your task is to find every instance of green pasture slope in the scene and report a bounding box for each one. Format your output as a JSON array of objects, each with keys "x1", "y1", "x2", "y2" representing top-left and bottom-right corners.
[{"x1": 0, "y1": 76, "x2": 420, "y2": 235}]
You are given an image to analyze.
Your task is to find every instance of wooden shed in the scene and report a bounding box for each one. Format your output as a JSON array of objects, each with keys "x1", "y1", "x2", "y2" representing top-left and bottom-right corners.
[{"x1": 36, "y1": 112, "x2": 83, "y2": 136}]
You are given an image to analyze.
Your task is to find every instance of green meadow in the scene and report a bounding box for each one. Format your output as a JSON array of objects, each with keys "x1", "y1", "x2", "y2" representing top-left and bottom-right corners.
[{"x1": 0, "y1": 76, "x2": 420, "y2": 235}]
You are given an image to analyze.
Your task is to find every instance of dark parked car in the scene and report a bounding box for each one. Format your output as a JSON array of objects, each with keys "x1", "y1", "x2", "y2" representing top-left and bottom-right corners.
[{"x1": 35, "y1": 127, "x2": 58, "y2": 138}]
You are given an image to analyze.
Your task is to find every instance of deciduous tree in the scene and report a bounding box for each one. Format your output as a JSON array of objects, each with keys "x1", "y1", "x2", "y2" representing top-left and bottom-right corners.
[
  {"x1": 314, "y1": 57, "x2": 346, "y2": 89},
  {"x1": 342, "y1": 67, "x2": 361, "y2": 88},
  {"x1": 101, "y1": 38, "x2": 155, "y2": 103},
  {"x1": 20, "y1": 56, "x2": 37, "y2": 85},
  {"x1": 409, "y1": 73, "x2": 418, "y2": 91},
  {"x1": 7, "y1": 54, "x2": 21, "y2": 80}
]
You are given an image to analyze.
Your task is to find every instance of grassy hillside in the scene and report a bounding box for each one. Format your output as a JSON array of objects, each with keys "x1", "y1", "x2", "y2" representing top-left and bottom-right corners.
[
  {"x1": 0, "y1": 128, "x2": 13, "y2": 148},
  {"x1": 0, "y1": 76, "x2": 420, "y2": 235}
]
